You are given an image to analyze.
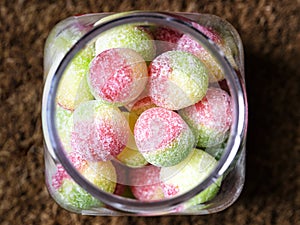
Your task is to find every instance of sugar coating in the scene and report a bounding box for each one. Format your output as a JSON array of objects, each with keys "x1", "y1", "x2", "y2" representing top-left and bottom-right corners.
[
  {"x1": 56, "y1": 44, "x2": 95, "y2": 111},
  {"x1": 134, "y1": 107, "x2": 195, "y2": 167},
  {"x1": 95, "y1": 25, "x2": 156, "y2": 61},
  {"x1": 129, "y1": 165, "x2": 164, "y2": 201},
  {"x1": 148, "y1": 50, "x2": 209, "y2": 110},
  {"x1": 70, "y1": 100, "x2": 130, "y2": 161},
  {"x1": 56, "y1": 160, "x2": 116, "y2": 209},
  {"x1": 88, "y1": 48, "x2": 148, "y2": 105},
  {"x1": 160, "y1": 149, "x2": 222, "y2": 204},
  {"x1": 179, "y1": 87, "x2": 232, "y2": 148}
]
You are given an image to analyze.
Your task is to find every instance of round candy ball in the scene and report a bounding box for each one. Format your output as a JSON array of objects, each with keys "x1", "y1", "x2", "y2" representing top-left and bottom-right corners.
[
  {"x1": 160, "y1": 149, "x2": 222, "y2": 205},
  {"x1": 95, "y1": 24, "x2": 156, "y2": 61},
  {"x1": 54, "y1": 158, "x2": 117, "y2": 210},
  {"x1": 70, "y1": 100, "x2": 130, "y2": 161},
  {"x1": 177, "y1": 22, "x2": 235, "y2": 83},
  {"x1": 179, "y1": 87, "x2": 232, "y2": 148},
  {"x1": 129, "y1": 165, "x2": 164, "y2": 201},
  {"x1": 56, "y1": 43, "x2": 95, "y2": 111},
  {"x1": 134, "y1": 107, "x2": 195, "y2": 167},
  {"x1": 148, "y1": 50, "x2": 209, "y2": 110},
  {"x1": 87, "y1": 48, "x2": 148, "y2": 105}
]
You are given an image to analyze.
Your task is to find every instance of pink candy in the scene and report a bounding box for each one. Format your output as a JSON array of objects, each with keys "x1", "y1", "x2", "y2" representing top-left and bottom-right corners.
[{"x1": 88, "y1": 48, "x2": 148, "y2": 105}]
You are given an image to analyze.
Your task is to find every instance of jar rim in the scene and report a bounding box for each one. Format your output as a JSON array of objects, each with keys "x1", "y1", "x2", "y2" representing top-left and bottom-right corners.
[{"x1": 42, "y1": 11, "x2": 247, "y2": 214}]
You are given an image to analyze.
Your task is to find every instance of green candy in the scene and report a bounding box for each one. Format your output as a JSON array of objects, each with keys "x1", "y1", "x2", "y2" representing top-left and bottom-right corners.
[
  {"x1": 59, "y1": 179, "x2": 103, "y2": 210},
  {"x1": 95, "y1": 24, "x2": 156, "y2": 61},
  {"x1": 58, "y1": 161, "x2": 117, "y2": 210}
]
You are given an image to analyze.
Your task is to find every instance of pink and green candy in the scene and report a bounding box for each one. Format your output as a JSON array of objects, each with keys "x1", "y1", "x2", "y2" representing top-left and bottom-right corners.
[
  {"x1": 179, "y1": 87, "x2": 232, "y2": 148},
  {"x1": 134, "y1": 107, "x2": 195, "y2": 167},
  {"x1": 148, "y1": 50, "x2": 209, "y2": 110}
]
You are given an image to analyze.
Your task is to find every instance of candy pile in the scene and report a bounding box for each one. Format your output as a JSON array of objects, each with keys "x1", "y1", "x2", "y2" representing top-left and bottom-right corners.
[{"x1": 51, "y1": 13, "x2": 235, "y2": 210}]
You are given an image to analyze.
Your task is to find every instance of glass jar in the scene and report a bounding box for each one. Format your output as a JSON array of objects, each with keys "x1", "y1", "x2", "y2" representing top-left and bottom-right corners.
[{"x1": 42, "y1": 11, "x2": 247, "y2": 216}]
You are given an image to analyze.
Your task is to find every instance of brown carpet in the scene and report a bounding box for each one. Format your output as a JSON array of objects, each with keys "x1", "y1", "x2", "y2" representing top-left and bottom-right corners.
[{"x1": 1, "y1": 0, "x2": 299, "y2": 224}]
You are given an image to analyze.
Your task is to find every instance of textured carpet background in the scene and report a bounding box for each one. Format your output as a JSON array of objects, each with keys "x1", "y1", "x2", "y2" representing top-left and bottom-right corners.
[{"x1": 0, "y1": 0, "x2": 299, "y2": 224}]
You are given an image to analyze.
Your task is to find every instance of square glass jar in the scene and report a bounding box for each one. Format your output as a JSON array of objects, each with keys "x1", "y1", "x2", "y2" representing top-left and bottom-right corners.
[{"x1": 42, "y1": 11, "x2": 247, "y2": 216}]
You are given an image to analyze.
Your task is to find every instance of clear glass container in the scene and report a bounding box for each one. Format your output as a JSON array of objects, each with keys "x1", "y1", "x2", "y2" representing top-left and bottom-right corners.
[{"x1": 42, "y1": 11, "x2": 247, "y2": 216}]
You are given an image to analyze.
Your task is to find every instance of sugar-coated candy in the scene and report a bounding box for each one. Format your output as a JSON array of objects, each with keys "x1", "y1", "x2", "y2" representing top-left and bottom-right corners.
[
  {"x1": 52, "y1": 151, "x2": 117, "y2": 209},
  {"x1": 134, "y1": 107, "x2": 195, "y2": 167},
  {"x1": 177, "y1": 22, "x2": 234, "y2": 82},
  {"x1": 129, "y1": 165, "x2": 164, "y2": 201},
  {"x1": 70, "y1": 100, "x2": 130, "y2": 161},
  {"x1": 95, "y1": 24, "x2": 156, "y2": 61},
  {"x1": 88, "y1": 48, "x2": 148, "y2": 105},
  {"x1": 148, "y1": 50, "x2": 209, "y2": 110},
  {"x1": 160, "y1": 149, "x2": 222, "y2": 205},
  {"x1": 58, "y1": 179, "x2": 103, "y2": 210},
  {"x1": 56, "y1": 44, "x2": 95, "y2": 111},
  {"x1": 179, "y1": 87, "x2": 232, "y2": 148},
  {"x1": 205, "y1": 142, "x2": 226, "y2": 160}
]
